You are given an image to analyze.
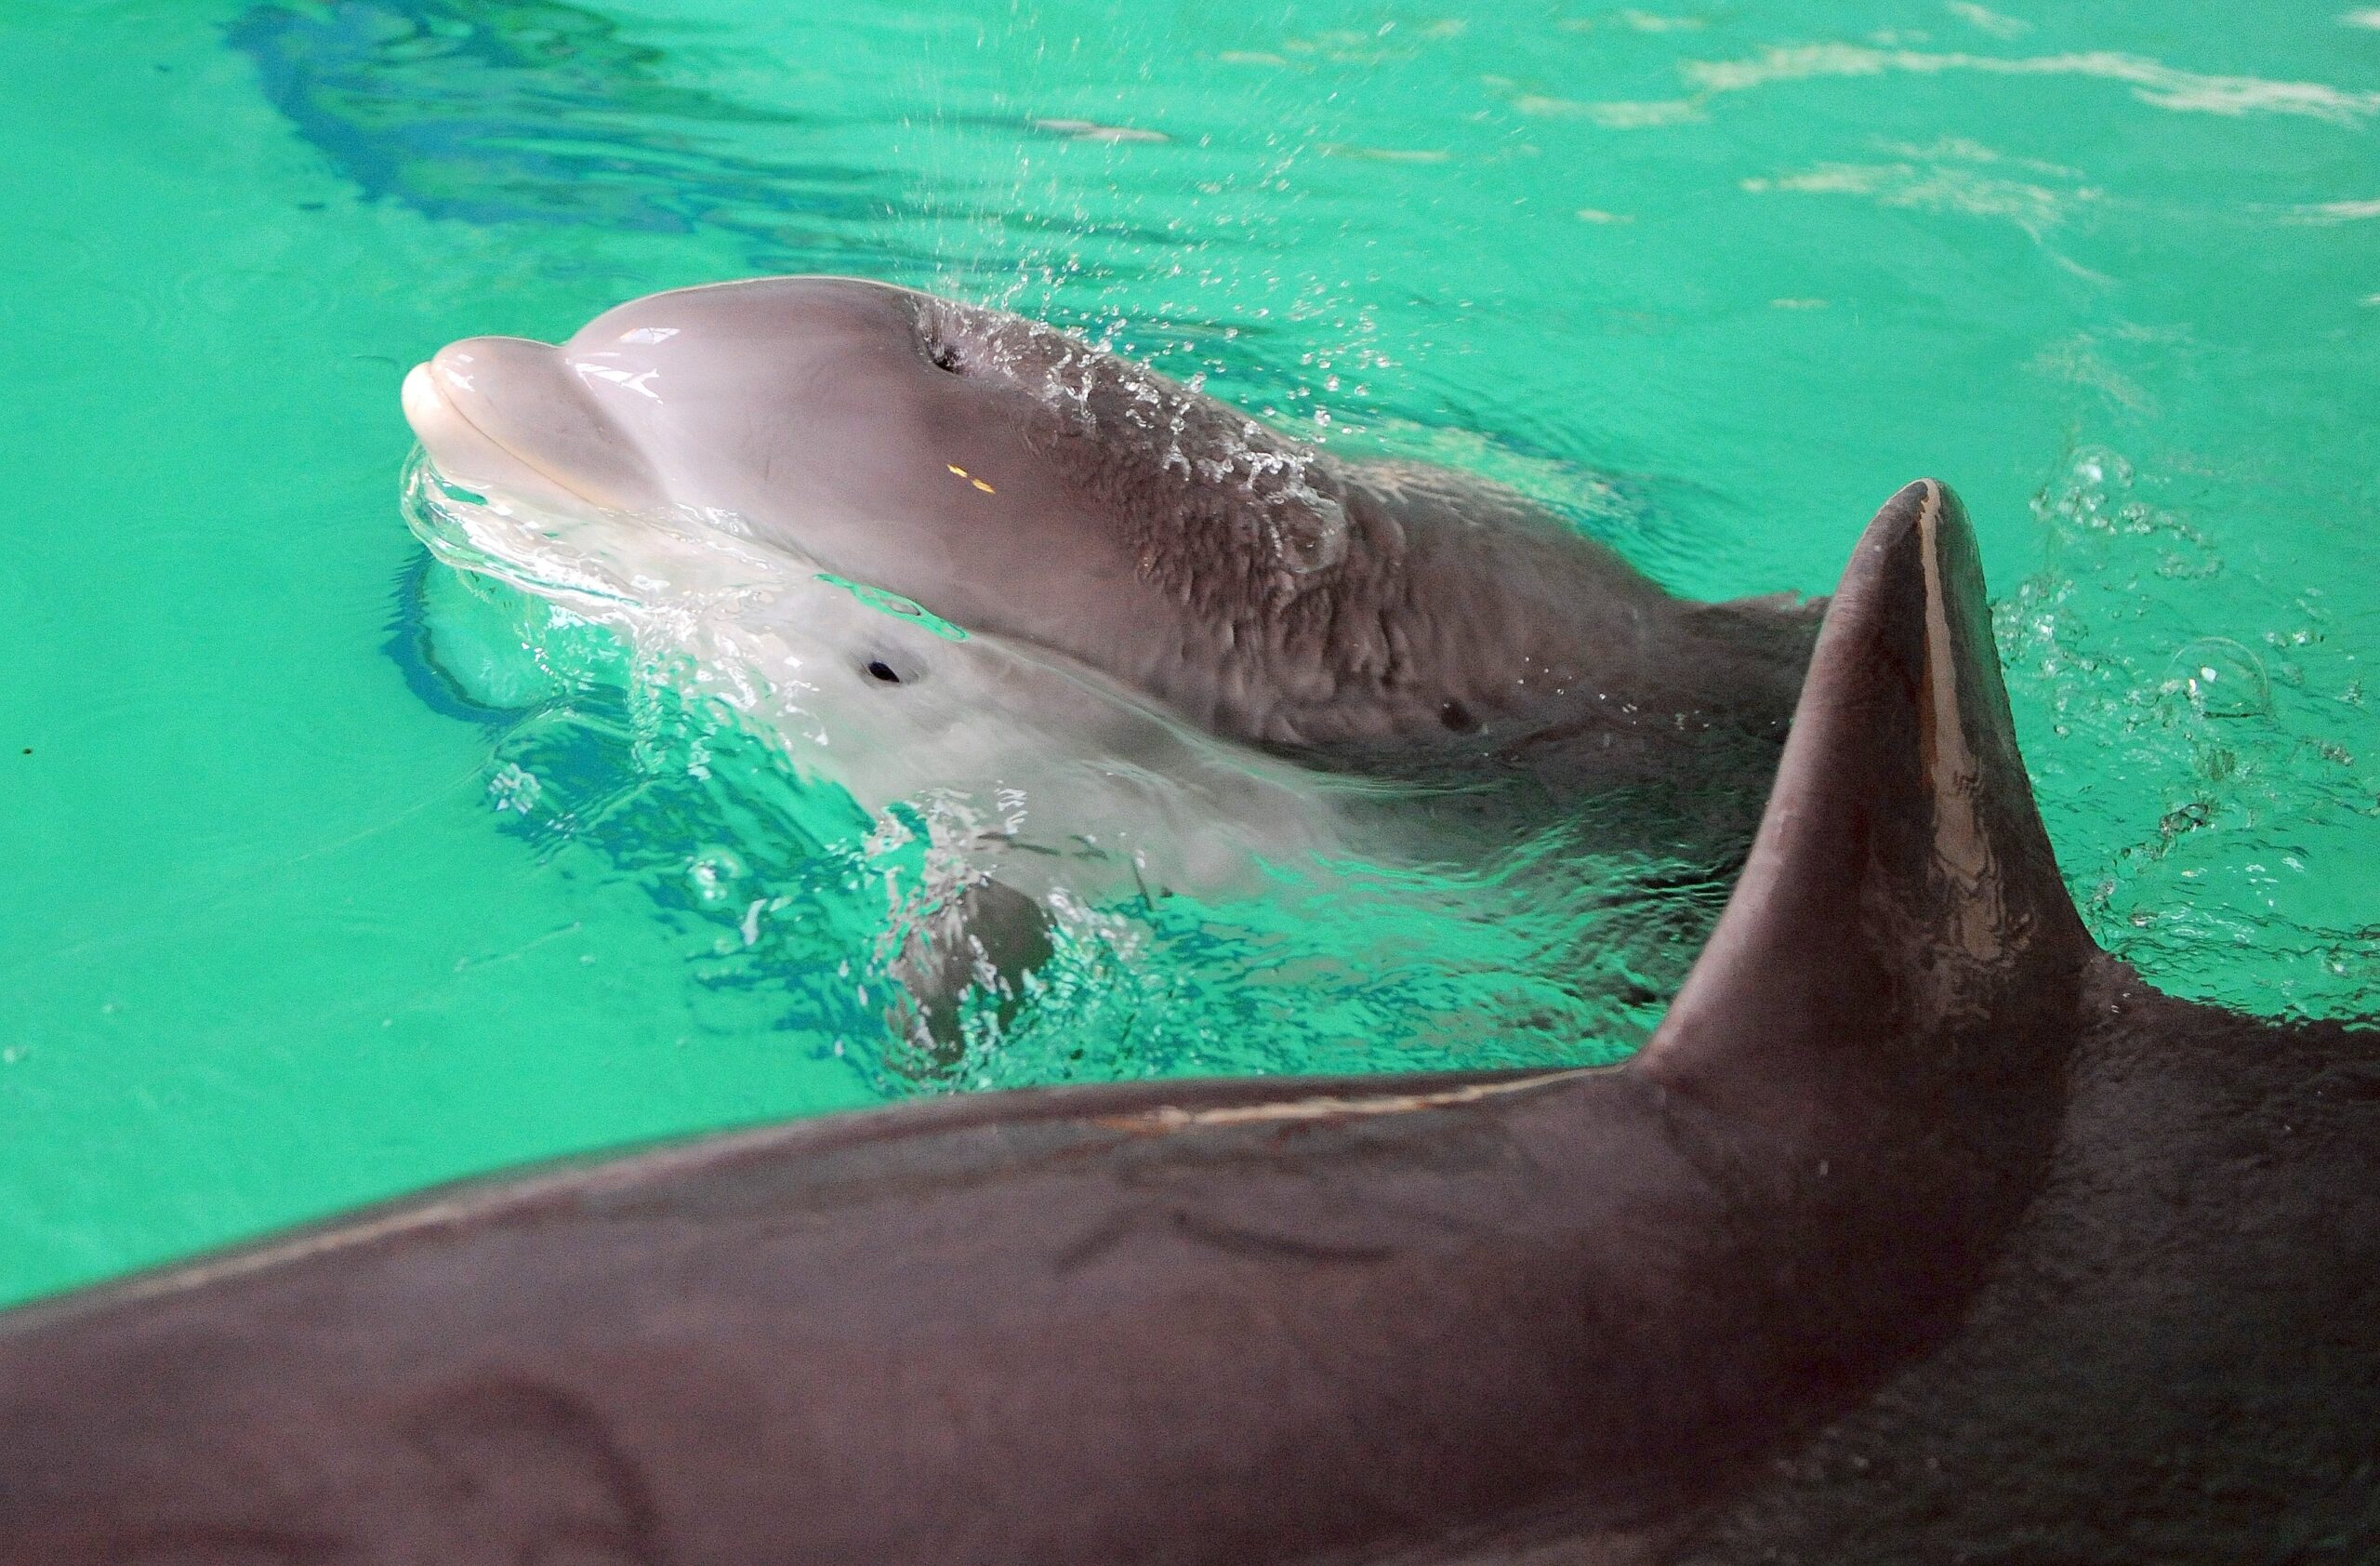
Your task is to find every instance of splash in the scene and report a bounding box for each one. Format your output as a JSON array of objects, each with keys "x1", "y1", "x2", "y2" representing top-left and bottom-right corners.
[{"x1": 1998, "y1": 447, "x2": 2380, "y2": 1020}]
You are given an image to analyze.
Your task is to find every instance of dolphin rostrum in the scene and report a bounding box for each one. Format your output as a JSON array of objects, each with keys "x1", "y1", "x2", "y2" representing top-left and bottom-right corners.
[{"x1": 5, "y1": 481, "x2": 2371, "y2": 1560}]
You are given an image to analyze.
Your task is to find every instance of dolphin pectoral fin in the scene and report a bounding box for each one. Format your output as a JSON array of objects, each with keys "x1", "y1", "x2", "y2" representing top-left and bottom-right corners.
[{"x1": 886, "y1": 876, "x2": 1057, "y2": 1063}]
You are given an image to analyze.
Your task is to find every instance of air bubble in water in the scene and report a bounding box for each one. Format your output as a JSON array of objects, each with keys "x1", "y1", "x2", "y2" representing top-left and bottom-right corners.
[
  {"x1": 2163, "y1": 636, "x2": 2271, "y2": 719},
  {"x1": 686, "y1": 846, "x2": 750, "y2": 905}
]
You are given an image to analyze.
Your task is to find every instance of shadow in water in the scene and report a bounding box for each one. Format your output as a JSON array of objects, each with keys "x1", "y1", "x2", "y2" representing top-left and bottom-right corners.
[
  {"x1": 227, "y1": 0, "x2": 888, "y2": 246},
  {"x1": 224, "y1": 0, "x2": 1192, "y2": 276},
  {"x1": 383, "y1": 551, "x2": 515, "y2": 727}
]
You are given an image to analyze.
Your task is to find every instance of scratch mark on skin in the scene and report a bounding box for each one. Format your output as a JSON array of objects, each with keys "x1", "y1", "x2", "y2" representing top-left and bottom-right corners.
[
  {"x1": 1104, "y1": 1068, "x2": 1602, "y2": 1133},
  {"x1": 407, "y1": 1379, "x2": 666, "y2": 1565},
  {"x1": 83, "y1": 1078, "x2": 1582, "y2": 1313}
]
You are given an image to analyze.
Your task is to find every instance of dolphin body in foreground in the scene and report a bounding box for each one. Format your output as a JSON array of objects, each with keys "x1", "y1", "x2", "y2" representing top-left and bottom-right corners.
[{"x1": 4, "y1": 482, "x2": 2374, "y2": 1561}]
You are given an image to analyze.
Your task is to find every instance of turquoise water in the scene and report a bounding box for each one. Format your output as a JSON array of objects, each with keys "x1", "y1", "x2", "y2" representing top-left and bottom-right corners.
[{"x1": 3, "y1": 0, "x2": 2375, "y2": 1307}]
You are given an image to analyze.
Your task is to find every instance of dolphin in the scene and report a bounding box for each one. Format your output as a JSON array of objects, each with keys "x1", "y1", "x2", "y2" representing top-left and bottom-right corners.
[
  {"x1": 397, "y1": 275, "x2": 1820, "y2": 1034},
  {"x1": 6, "y1": 481, "x2": 2371, "y2": 1561},
  {"x1": 400, "y1": 276, "x2": 1817, "y2": 793}
]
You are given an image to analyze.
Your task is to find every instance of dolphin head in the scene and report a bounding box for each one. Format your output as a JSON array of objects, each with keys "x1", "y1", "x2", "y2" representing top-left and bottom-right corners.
[
  {"x1": 402, "y1": 276, "x2": 1356, "y2": 739},
  {"x1": 400, "y1": 277, "x2": 1373, "y2": 898}
]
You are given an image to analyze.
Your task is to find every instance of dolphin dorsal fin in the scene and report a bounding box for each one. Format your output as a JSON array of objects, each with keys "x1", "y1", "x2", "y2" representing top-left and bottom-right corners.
[{"x1": 1633, "y1": 480, "x2": 2094, "y2": 1121}]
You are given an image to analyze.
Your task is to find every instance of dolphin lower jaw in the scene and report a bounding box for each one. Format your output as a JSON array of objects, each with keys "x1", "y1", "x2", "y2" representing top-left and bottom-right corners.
[{"x1": 402, "y1": 363, "x2": 546, "y2": 503}]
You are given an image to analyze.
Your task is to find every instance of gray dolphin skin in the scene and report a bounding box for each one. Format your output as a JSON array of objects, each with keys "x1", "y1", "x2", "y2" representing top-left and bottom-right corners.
[
  {"x1": 402, "y1": 275, "x2": 1818, "y2": 805},
  {"x1": 4, "y1": 482, "x2": 2373, "y2": 1561}
]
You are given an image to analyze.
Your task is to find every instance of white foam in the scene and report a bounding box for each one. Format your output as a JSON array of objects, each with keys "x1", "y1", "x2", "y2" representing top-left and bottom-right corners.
[
  {"x1": 1945, "y1": 3, "x2": 2030, "y2": 39},
  {"x1": 1742, "y1": 155, "x2": 2088, "y2": 237},
  {"x1": 2290, "y1": 197, "x2": 2380, "y2": 222}
]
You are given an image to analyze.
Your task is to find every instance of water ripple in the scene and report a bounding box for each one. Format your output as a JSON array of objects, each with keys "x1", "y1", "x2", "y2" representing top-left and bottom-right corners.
[{"x1": 1685, "y1": 44, "x2": 2380, "y2": 126}]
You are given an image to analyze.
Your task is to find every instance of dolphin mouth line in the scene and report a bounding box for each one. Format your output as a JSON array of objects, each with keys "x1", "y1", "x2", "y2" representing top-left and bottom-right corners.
[
  {"x1": 393, "y1": 437, "x2": 1162, "y2": 737},
  {"x1": 401, "y1": 362, "x2": 615, "y2": 514}
]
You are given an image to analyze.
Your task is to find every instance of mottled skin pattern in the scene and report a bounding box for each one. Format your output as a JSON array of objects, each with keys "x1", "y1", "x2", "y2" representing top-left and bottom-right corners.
[
  {"x1": 919, "y1": 285, "x2": 1818, "y2": 776},
  {"x1": 2, "y1": 484, "x2": 2372, "y2": 1562}
]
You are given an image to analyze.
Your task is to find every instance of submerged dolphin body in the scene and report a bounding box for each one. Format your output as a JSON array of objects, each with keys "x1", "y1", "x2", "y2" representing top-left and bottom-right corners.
[
  {"x1": 5, "y1": 483, "x2": 2373, "y2": 1561},
  {"x1": 398, "y1": 276, "x2": 1818, "y2": 899}
]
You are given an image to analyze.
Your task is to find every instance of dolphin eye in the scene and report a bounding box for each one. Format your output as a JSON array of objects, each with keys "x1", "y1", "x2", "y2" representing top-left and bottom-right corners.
[
  {"x1": 864, "y1": 657, "x2": 926, "y2": 687},
  {"x1": 866, "y1": 660, "x2": 902, "y2": 683},
  {"x1": 928, "y1": 343, "x2": 964, "y2": 376}
]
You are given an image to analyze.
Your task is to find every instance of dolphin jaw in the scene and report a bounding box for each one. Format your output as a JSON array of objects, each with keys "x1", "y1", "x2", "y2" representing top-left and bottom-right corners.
[
  {"x1": 401, "y1": 360, "x2": 619, "y2": 521},
  {"x1": 406, "y1": 338, "x2": 671, "y2": 519}
]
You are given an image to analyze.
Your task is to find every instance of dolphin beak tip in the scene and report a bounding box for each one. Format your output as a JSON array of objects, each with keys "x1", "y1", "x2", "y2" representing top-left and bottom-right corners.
[{"x1": 400, "y1": 362, "x2": 442, "y2": 438}]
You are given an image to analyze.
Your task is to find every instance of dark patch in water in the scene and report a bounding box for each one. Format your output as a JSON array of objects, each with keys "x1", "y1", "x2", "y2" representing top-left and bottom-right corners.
[
  {"x1": 382, "y1": 552, "x2": 513, "y2": 727},
  {"x1": 225, "y1": 0, "x2": 1199, "y2": 275},
  {"x1": 225, "y1": 0, "x2": 884, "y2": 246}
]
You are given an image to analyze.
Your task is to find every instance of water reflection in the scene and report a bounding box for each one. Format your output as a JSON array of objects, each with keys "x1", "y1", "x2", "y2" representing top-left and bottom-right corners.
[
  {"x1": 229, "y1": 0, "x2": 886, "y2": 244},
  {"x1": 227, "y1": 0, "x2": 1193, "y2": 279}
]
